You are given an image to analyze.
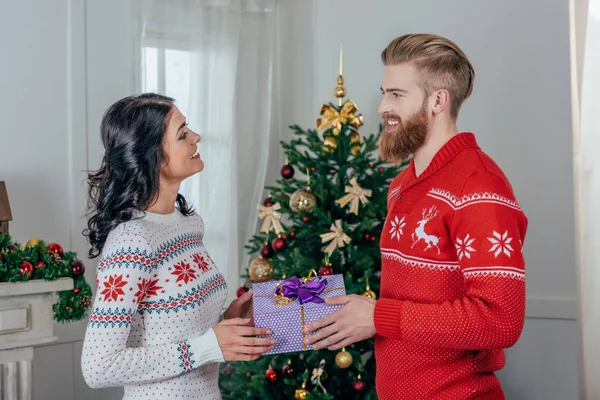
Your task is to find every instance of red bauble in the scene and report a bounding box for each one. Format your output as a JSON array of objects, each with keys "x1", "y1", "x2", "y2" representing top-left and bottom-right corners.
[
  {"x1": 282, "y1": 363, "x2": 296, "y2": 378},
  {"x1": 303, "y1": 217, "x2": 308, "y2": 222},
  {"x1": 290, "y1": 232, "x2": 295, "y2": 237},
  {"x1": 379, "y1": 168, "x2": 384, "y2": 173},
  {"x1": 236, "y1": 285, "x2": 249, "y2": 298},
  {"x1": 369, "y1": 163, "x2": 374, "y2": 168},
  {"x1": 265, "y1": 367, "x2": 278, "y2": 383},
  {"x1": 71, "y1": 260, "x2": 85, "y2": 277},
  {"x1": 272, "y1": 237, "x2": 286, "y2": 252},
  {"x1": 263, "y1": 197, "x2": 275, "y2": 207},
  {"x1": 74, "y1": 288, "x2": 80, "y2": 294},
  {"x1": 7, "y1": 245, "x2": 16, "y2": 252},
  {"x1": 19, "y1": 261, "x2": 33, "y2": 275},
  {"x1": 260, "y1": 244, "x2": 274, "y2": 259},
  {"x1": 48, "y1": 243, "x2": 63, "y2": 255},
  {"x1": 0, "y1": 252, "x2": 3, "y2": 262},
  {"x1": 281, "y1": 164, "x2": 295, "y2": 179},
  {"x1": 318, "y1": 266, "x2": 333, "y2": 276},
  {"x1": 36, "y1": 261, "x2": 45, "y2": 269},
  {"x1": 353, "y1": 379, "x2": 366, "y2": 392}
]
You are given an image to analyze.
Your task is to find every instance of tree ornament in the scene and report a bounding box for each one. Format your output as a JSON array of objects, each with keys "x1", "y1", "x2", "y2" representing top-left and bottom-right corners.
[
  {"x1": 257, "y1": 202, "x2": 284, "y2": 235},
  {"x1": 320, "y1": 220, "x2": 351, "y2": 256},
  {"x1": 265, "y1": 366, "x2": 278, "y2": 383},
  {"x1": 350, "y1": 131, "x2": 361, "y2": 155},
  {"x1": 74, "y1": 288, "x2": 80, "y2": 294},
  {"x1": 48, "y1": 243, "x2": 63, "y2": 255},
  {"x1": 236, "y1": 282, "x2": 249, "y2": 298},
  {"x1": 71, "y1": 260, "x2": 85, "y2": 277},
  {"x1": 362, "y1": 272, "x2": 377, "y2": 299},
  {"x1": 318, "y1": 266, "x2": 333, "y2": 276},
  {"x1": 316, "y1": 99, "x2": 364, "y2": 135},
  {"x1": 282, "y1": 360, "x2": 296, "y2": 378},
  {"x1": 26, "y1": 238, "x2": 41, "y2": 247},
  {"x1": 7, "y1": 245, "x2": 16, "y2": 252},
  {"x1": 322, "y1": 133, "x2": 337, "y2": 153},
  {"x1": 248, "y1": 257, "x2": 273, "y2": 283},
  {"x1": 311, "y1": 359, "x2": 327, "y2": 393},
  {"x1": 19, "y1": 261, "x2": 33, "y2": 276},
  {"x1": 353, "y1": 374, "x2": 366, "y2": 392},
  {"x1": 335, "y1": 348, "x2": 353, "y2": 368},
  {"x1": 36, "y1": 261, "x2": 45, "y2": 269},
  {"x1": 260, "y1": 243, "x2": 274, "y2": 259},
  {"x1": 281, "y1": 156, "x2": 295, "y2": 180},
  {"x1": 263, "y1": 197, "x2": 275, "y2": 207},
  {"x1": 272, "y1": 236, "x2": 286, "y2": 252},
  {"x1": 290, "y1": 188, "x2": 316, "y2": 213},
  {"x1": 294, "y1": 383, "x2": 310, "y2": 400},
  {"x1": 335, "y1": 177, "x2": 372, "y2": 215}
]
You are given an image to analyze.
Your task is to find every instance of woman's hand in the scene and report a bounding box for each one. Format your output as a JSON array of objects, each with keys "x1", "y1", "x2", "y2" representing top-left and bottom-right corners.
[
  {"x1": 223, "y1": 289, "x2": 253, "y2": 321},
  {"x1": 213, "y1": 317, "x2": 275, "y2": 361}
]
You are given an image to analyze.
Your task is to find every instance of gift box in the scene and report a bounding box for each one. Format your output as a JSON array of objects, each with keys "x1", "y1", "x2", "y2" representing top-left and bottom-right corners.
[{"x1": 252, "y1": 273, "x2": 346, "y2": 355}]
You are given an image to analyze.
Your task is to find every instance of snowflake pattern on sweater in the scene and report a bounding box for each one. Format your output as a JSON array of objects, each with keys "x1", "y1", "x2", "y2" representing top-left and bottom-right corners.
[
  {"x1": 81, "y1": 210, "x2": 227, "y2": 400},
  {"x1": 374, "y1": 133, "x2": 527, "y2": 400}
]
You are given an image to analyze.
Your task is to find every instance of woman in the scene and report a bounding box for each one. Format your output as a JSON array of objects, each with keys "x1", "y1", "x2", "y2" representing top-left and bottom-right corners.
[{"x1": 81, "y1": 93, "x2": 274, "y2": 399}]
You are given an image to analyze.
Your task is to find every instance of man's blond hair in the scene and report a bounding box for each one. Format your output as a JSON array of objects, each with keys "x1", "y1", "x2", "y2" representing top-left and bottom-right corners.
[{"x1": 381, "y1": 34, "x2": 475, "y2": 119}]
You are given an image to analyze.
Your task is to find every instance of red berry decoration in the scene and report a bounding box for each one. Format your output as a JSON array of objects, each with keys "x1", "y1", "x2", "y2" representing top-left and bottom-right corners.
[
  {"x1": 260, "y1": 244, "x2": 274, "y2": 259},
  {"x1": 71, "y1": 260, "x2": 85, "y2": 277},
  {"x1": 7, "y1": 245, "x2": 16, "y2": 252},
  {"x1": 236, "y1": 285, "x2": 249, "y2": 298},
  {"x1": 272, "y1": 237, "x2": 286, "y2": 252},
  {"x1": 281, "y1": 164, "x2": 295, "y2": 179},
  {"x1": 290, "y1": 232, "x2": 295, "y2": 237},
  {"x1": 19, "y1": 261, "x2": 33, "y2": 276},
  {"x1": 318, "y1": 266, "x2": 333, "y2": 276},
  {"x1": 379, "y1": 168, "x2": 384, "y2": 173},
  {"x1": 263, "y1": 197, "x2": 275, "y2": 207},
  {"x1": 282, "y1": 362, "x2": 296, "y2": 378},
  {"x1": 303, "y1": 217, "x2": 308, "y2": 222},
  {"x1": 74, "y1": 288, "x2": 80, "y2": 294},
  {"x1": 369, "y1": 163, "x2": 374, "y2": 168},
  {"x1": 353, "y1": 377, "x2": 366, "y2": 392},
  {"x1": 48, "y1": 243, "x2": 63, "y2": 255},
  {"x1": 265, "y1": 366, "x2": 278, "y2": 383},
  {"x1": 36, "y1": 261, "x2": 45, "y2": 269}
]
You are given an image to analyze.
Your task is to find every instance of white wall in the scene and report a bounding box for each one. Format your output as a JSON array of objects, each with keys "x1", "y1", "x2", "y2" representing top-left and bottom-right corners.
[
  {"x1": 311, "y1": 0, "x2": 580, "y2": 398},
  {"x1": 0, "y1": 0, "x2": 581, "y2": 399}
]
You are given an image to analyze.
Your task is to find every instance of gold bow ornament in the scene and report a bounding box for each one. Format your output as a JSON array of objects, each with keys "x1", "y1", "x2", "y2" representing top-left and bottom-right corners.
[
  {"x1": 320, "y1": 219, "x2": 352, "y2": 256},
  {"x1": 316, "y1": 99, "x2": 364, "y2": 136},
  {"x1": 311, "y1": 359, "x2": 328, "y2": 393},
  {"x1": 257, "y1": 202, "x2": 284, "y2": 235},
  {"x1": 335, "y1": 177, "x2": 372, "y2": 215}
]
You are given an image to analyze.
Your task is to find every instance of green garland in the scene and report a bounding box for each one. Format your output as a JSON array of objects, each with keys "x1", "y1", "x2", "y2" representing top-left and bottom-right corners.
[{"x1": 0, "y1": 233, "x2": 93, "y2": 323}]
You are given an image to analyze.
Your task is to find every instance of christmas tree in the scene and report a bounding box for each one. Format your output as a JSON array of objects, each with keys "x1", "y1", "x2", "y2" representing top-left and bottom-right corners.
[{"x1": 219, "y1": 45, "x2": 407, "y2": 400}]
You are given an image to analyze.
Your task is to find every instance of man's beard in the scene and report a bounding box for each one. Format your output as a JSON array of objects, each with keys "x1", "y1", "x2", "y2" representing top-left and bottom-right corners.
[{"x1": 378, "y1": 102, "x2": 429, "y2": 164}]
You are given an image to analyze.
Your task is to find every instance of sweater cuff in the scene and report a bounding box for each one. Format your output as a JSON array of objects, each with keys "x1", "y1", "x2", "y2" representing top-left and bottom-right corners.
[
  {"x1": 374, "y1": 298, "x2": 404, "y2": 339},
  {"x1": 187, "y1": 328, "x2": 225, "y2": 367}
]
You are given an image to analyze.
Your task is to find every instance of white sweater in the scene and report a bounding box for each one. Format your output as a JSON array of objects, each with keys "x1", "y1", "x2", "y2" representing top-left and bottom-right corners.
[{"x1": 81, "y1": 210, "x2": 227, "y2": 400}]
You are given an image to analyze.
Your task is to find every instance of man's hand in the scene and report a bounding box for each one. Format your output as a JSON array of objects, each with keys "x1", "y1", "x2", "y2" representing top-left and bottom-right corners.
[
  {"x1": 303, "y1": 294, "x2": 377, "y2": 350},
  {"x1": 223, "y1": 289, "x2": 253, "y2": 322}
]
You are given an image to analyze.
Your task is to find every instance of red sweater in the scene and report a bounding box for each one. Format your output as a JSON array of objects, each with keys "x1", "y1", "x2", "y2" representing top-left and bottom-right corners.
[{"x1": 373, "y1": 133, "x2": 527, "y2": 400}]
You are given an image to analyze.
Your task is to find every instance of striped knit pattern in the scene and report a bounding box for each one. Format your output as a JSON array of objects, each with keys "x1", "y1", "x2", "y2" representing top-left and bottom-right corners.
[
  {"x1": 374, "y1": 133, "x2": 527, "y2": 400},
  {"x1": 81, "y1": 210, "x2": 228, "y2": 400}
]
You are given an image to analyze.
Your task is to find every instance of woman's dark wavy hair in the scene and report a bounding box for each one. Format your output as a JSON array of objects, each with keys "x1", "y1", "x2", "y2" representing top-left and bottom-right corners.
[{"x1": 83, "y1": 93, "x2": 194, "y2": 258}]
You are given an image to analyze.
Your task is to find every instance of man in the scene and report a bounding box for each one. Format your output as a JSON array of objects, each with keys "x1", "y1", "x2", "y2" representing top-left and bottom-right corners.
[{"x1": 304, "y1": 33, "x2": 527, "y2": 399}]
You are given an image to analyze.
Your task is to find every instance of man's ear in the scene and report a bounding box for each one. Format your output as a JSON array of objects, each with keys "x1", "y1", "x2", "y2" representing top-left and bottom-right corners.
[{"x1": 432, "y1": 89, "x2": 451, "y2": 115}]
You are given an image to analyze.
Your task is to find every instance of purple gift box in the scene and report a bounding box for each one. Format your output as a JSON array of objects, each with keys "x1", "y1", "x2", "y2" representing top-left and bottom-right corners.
[{"x1": 252, "y1": 274, "x2": 346, "y2": 355}]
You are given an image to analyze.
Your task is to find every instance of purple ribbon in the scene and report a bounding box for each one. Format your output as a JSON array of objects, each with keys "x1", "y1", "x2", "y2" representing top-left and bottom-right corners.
[{"x1": 275, "y1": 276, "x2": 327, "y2": 304}]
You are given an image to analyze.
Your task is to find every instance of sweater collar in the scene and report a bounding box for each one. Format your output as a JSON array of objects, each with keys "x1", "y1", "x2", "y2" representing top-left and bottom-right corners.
[{"x1": 404, "y1": 132, "x2": 479, "y2": 186}]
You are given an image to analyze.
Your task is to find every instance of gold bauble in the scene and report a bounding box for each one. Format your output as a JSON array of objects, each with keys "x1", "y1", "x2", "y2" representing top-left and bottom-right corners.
[
  {"x1": 295, "y1": 388, "x2": 310, "y2": 400},
  {"x1": 335, "y1": 349, "x2": 353, "y2": 368},
  {"x1": 350, "y1": 131, "x2": 361, "y2": 155},
  {"x1": 248, "y1": 257, "x2": 274, "y2": 283},
  {"x1": 26, "y1": 238, "x2": 41, "y2": 247},
  {"x1": 362, "y1": 289, "x2": 377, "y2": 299},
  {"x1": 290, "y1": 188, "x2": 316, "y2": 213},
  {"x1": 322, "y1": 135, "x2": 337, "y2": 153}
]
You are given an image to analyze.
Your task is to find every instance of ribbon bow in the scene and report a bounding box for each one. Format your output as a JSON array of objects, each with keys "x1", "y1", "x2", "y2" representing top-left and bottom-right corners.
[
  {"x1": 320, "y1": 219, "x2": 352, "y2": 256},
  {"x1": 257, "y1": 202, "x2": 284, "y2": 235},
  {"x1": 311, "y1": 359, "x2": 328, "y2": 393},
  {"x1": 275, "y1": 276, "x2": 327, "y2": 305},
  {"x1": 316, "y1": 99, "x2": 364, "y2": 136},
  {"x1": 335, "y1": 177, "x2": 372, "y2": 215}
]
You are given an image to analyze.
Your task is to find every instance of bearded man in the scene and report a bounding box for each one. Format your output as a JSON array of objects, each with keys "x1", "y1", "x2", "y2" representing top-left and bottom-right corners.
[{"x1": 304, "y1": 33, "x2": 528, "y2": 399}]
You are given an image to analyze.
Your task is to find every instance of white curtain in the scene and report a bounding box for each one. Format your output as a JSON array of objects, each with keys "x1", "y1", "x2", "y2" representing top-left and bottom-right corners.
[
  {"x1": 138, "y1": 0, "x2": 278, "y2": 293},
  {"x1": 573, "y1": 0, "x2": 599, "y2": 398}
]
